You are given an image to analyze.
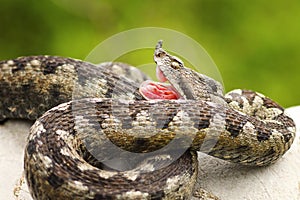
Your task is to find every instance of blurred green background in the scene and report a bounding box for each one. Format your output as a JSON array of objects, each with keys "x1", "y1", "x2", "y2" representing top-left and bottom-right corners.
[{"x1": 0, "y1": 0, "x2": 299, "y2": 107}]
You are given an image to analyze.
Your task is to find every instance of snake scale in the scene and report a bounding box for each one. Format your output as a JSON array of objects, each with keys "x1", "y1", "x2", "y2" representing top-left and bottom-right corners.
[{"x1": 0, "y1": 41, "x2": 296, "y2": 200}]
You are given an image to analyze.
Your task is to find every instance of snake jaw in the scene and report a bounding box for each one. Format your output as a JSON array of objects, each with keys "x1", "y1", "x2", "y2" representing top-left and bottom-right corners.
[{"x1": 156, "y1": 63, "x2": 168, "y2": 82}]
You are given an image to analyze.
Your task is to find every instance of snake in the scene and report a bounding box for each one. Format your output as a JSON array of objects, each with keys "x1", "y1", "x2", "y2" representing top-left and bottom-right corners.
[{"x1": 0, "y1": 41, "x2": 296, "y2": 200}]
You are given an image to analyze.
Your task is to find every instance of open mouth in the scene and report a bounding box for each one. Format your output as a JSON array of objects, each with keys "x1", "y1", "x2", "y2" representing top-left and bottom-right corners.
[{"x1": 139, "y1": 66, "x2": 180, "y2": 100}]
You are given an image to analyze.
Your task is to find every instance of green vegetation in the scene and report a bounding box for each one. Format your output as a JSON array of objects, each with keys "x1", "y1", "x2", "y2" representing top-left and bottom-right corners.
[{"x1": 0, "y1": 0, "x2": 299, "y2": 106}]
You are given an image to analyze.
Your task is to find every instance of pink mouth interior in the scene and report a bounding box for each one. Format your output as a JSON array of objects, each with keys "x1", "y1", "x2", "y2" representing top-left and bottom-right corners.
[{"x1": 139, "y1": 66, "x2": 180, "y2": 100}]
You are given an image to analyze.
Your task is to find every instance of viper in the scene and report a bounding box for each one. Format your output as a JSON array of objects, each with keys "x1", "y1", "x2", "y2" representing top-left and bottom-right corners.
[{"x1": 0, "y1": 41, "x2": 295, "y2": 199}]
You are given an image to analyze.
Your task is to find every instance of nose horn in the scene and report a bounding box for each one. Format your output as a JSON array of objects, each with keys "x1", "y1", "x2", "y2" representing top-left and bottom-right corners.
[{"x1": 155, "y1": 40, "x2": 163, "y2": 50}]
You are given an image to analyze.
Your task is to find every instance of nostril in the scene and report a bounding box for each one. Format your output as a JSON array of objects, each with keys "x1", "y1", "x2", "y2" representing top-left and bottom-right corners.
[{"x1": 156, "y1": 51, "x2": 166, "y2": 58}]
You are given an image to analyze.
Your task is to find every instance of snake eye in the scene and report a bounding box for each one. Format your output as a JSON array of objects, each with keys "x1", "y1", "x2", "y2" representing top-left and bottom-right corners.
[
  {"x1": 171, "y1": 61, "x2": 181, "y2": 69},
  {"x1": 170, "y1": 56, "x2": 183, "y2": 69}
]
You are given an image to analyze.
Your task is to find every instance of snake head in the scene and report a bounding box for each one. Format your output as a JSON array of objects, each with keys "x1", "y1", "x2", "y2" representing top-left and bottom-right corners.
[
  {"x1": 153, "y1": 40, "x2": 193, "y2": 99},
  {"x1": 140, "y1": 40, "x2": 225, "y2": 104},
  {"x1": 154, "y1": 40, "x2": 184, "y2": 75}
]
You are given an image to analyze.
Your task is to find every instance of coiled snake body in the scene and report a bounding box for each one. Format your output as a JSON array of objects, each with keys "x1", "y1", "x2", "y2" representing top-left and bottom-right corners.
[{"x1": 0, "y1": 41, "x2": 296, "y2": 199}]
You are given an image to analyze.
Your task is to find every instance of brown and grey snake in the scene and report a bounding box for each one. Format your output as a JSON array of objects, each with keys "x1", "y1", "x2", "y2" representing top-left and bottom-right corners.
[{"x1": 0, "y1": 41, "x2": 296, "y2": 199}]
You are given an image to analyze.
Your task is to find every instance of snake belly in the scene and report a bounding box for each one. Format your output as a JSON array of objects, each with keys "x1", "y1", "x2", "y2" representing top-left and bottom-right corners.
[{"x1": 0, "y1": 46, "x2": 296, "y2": 200}]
